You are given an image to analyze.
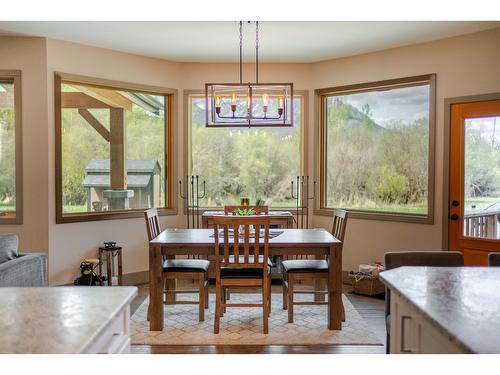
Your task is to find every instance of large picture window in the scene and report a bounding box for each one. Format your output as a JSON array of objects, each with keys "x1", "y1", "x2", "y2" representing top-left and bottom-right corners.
[
  {"x1": 317, "y1": 75, "x2": 435, "y2": 222},
  {"x1": 189, "y1": 94, "x2": 303, "y2": 208},
  {"x1": 0, "y1": 71, "x2": 22, "y2": 224},
  {"x1": 55, "y1": 73, "x2": 175, "y2": 223}
]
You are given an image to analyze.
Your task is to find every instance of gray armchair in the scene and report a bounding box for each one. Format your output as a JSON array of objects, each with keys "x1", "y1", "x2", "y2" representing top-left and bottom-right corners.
[
  {"x1": 0, "y1": 234, "x2": 47, "y2": 287},
  {"x1": 384, "y1": 251, "x2": 464, "y2": 353}
]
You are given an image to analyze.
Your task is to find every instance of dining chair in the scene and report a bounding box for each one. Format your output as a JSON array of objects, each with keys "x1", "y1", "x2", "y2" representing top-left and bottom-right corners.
[
  {"x1": 223, "y1": 205, "x2": 270, "y2": 301},
  {"x1": 213, "y1": 215, "x2": 272, "y2": 334},
  {"x1": 144, "y1": 208, "x2": 209, "y2": 322},
  {"x1": 488, "y1": 252, "x2": 500, "y2": 266},
  {"x1": 224, "y1": 205, "x2": 269, "y2": 215},
  {"x1": 384, "y1": 251, "x2": 464, "y2": 353},
  {"x1": 281, "y1": 209, "x2": 348, "y2": 324}
]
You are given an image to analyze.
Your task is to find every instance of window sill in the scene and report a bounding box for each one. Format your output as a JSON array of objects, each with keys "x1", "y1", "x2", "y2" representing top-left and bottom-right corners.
[
  {"x1": 0, "y1": 212, "x2": 22, "y2": 225},
  {"x1": 56, "y1": 207, "x2": 177, "y2": 224},
  {"x1": 314, "y1": 207, "x2": 434, "y2": 224}
]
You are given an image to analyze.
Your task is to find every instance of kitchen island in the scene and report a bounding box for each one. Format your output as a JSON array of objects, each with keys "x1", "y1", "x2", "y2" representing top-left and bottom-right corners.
[
  {"x1": 0, "y1": 286, "x2": 137, "y2": 354},
  {"x1": 380, "y1": 266, "x2": 500, "y2": 354}
]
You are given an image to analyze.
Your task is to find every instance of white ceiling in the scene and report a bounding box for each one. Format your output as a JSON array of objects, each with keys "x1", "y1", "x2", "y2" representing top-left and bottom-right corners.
[{"x1": 0, "y1": 21, "x2": 498, "y2": 63}]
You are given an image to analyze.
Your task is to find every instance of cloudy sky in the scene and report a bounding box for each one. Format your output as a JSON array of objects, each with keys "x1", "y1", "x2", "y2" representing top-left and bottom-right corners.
[{"x1": 337, "y1": 84, "x2": 430, "y2": 127}]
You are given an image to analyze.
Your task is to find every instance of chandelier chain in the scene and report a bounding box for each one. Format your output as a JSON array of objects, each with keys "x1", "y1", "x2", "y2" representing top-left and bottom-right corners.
[
  {"x1": 256, "y1": 21, "x2": 259, "y2": 84},
  {"x1": 239, "y1": 21, "x2": 243, "y2": 84}
]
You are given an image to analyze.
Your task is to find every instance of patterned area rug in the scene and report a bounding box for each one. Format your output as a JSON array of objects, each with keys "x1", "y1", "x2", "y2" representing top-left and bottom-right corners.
[{"x1": 131, "y1": 293, "x2": 382, "y2": 345}]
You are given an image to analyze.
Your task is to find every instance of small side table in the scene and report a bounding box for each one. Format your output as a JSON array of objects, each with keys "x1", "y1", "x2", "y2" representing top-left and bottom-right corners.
[{"x1": 98, "y1": 246, "x2": 123, "y2": 286}]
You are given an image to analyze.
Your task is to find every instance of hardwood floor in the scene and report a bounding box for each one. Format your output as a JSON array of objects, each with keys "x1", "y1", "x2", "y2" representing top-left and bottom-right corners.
[{"x1": 130, "y1": 282, "x2": 386, "y2": 354}]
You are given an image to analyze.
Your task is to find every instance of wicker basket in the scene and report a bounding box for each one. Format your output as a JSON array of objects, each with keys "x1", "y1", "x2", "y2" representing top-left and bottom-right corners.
[{"x1": 348, "y1": 272, "x2": 385, "y2": 296}]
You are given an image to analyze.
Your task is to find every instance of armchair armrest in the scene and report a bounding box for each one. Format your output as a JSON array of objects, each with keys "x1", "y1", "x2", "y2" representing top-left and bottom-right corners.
[{"x1": 0, "y1": 253, "x2": 48, "y2": 287}]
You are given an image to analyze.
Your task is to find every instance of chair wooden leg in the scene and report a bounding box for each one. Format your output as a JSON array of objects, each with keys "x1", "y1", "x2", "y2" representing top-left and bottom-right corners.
[
  {"x1": 282, "y1": 274, "x2": 288, "y2": 310},
  {"x1": 226, "y1": 288, "x2": 231, "y2": 300},
  {"x1": 268, "y1": 278, "x2": 272, "y2": 317},
  {"x1": 222, "y1": 287, "x2": 227, "y2": 315},
  {"x1": 287, "y1": 274, "x2": 294, "y2": 323},
  {"x1": 214, "y1": 283, "x2": 221, "y2": 334},
  {"x1": 341, "y1": 299, "x2": 346, "y2": 322},
  {"x1": 198, "y1": 275, "x2": 205, "y2": 322},
  {"x1": 204, "y1": 276, "x2": 209, "y2": 309},
  {"x1": 263, "y1": 280, "x2": 269, "y2": 334}
]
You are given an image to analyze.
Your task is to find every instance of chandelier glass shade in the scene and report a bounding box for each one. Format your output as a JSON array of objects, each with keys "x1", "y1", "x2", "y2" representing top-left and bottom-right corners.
[{"x1": 205, "y1": 21, "x2": 294, "y2": 128}]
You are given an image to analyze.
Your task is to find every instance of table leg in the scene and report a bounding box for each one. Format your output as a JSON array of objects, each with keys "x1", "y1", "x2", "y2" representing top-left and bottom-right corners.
[
  {"x1": 117, "y1": 250, "x2": 123, "y2": 286},
  {"x1": 328, "y1": 244, "x2": 342, "y2": 330},
  {"x1": 149, "y1": 243, "x2": 164, "y2": 331},
  {"x1": 106, "y1": 251, "x2": 112, "y2": 286}
]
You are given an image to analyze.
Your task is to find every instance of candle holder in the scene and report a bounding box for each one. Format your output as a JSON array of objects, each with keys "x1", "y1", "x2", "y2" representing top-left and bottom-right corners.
[
  {"x1": 290, "y1": 176, "x2": 317, "y2": 229},
  {"x1": 179, "y1": 175, "x2": 206, "y2": 229}
]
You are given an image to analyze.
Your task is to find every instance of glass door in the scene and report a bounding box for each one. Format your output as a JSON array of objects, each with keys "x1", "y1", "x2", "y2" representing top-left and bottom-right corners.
[{"x1": 449, "y1": 99, "x2": 500, "y2": 265}]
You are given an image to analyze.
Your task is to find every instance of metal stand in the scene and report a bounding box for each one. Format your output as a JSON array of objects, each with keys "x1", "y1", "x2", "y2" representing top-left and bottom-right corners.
[
  {"x1": 290, "y1": 176, "x2": 317, "y2": 229},
  {"x1": 179, "y1": 175, "x2": 206, "y2": 228}
]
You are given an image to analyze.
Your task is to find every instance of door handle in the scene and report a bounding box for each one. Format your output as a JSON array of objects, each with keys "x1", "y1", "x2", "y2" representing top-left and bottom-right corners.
[{"x1": 450, "y1": 214, "x2": 459, "y2": 221}]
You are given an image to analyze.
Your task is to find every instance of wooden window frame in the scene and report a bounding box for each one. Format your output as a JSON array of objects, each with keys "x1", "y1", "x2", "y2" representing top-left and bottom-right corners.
[
  {"x1": 55, "y1": 72, "x2": 177, "y2": 224},
  {"x1": 183, "y1": 90, "x2": 308, "y2": 212},
  {"x1": 314, "y1": 74, "x2": 436, "y2": 224},
  {"x1": 0, "y1": 70, "x2": 23, "y2": 225}
]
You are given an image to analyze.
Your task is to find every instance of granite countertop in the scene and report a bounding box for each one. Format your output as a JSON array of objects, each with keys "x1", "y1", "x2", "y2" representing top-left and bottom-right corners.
[
  {"x1": 0, "y1": 286, "x2": 137, "y2": 354},
  {"x1": 380, "y1": 267, "x2": 500, "y2": 354}
]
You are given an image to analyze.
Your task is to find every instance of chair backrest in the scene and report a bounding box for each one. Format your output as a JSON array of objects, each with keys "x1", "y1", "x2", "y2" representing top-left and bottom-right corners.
[
  {"x1": 144, "y1": 208, "x2": 161, "y2": 241},
  {"x1": 385, "y1": 251, "x2": 464, "y2": 270},
  {"x1": 224, "y1": 205, "x2": 269, "y2": 215},
  {"x1": 331, "y1": 209, "x2": 348, "y2": 242},
  {"x1": 488, "y1": 252, "x2": 500, "y2": 266},
  {"x1": 213, "y1": 215, "x2": 271, "y2": 273}
]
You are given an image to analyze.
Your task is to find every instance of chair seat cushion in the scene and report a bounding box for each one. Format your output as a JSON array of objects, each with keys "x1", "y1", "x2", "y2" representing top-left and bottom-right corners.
[
  {"x1": 282, "y1": 259, "x2": 328, "y2": 273},
  {"x1": 220, "y1": 267, "x2": 270, "y2": 279},
  {"x1": 162, "y1": 259, "x2": 210, "y2": 272}
]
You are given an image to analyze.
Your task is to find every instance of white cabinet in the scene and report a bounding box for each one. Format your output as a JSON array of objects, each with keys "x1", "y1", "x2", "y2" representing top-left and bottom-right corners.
[
  {"x1": 83, "y1": 305, "x2": 131, "y2": 354},
  {"x1": 390, "y1": 293, "x2": 466, "y2": 354}
]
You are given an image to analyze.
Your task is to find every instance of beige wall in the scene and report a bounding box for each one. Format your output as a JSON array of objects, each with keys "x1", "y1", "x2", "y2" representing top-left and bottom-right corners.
[
  {"x1": 0, "y1": 37, "x2": 49, "y2": 253},
  {"x1": 2, "y1": 27, "x2": 500, "y2": 284}
]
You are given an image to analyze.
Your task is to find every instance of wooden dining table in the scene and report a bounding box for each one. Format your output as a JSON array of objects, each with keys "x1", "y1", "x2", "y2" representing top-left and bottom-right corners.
[{"x1": 148, "y1": 228, "x2": 343, "y2": 331}]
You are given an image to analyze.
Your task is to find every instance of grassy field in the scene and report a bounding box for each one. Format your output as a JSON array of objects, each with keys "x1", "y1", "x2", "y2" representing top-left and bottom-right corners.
[
  {"x1": 0, "y1": 203, "x2": 15, "y2": 212},
  {"x1": 463, "y1": 197, "x2": 500, "y2": 211}
]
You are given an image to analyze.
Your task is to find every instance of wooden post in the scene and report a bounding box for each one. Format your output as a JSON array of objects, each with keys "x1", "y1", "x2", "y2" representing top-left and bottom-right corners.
[{"x1": 110, "y1": 108, "x2": 126, "y2": 190}]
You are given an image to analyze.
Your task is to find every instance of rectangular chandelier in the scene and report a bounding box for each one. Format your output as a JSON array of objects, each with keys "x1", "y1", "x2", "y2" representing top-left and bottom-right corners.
[{"x1": 205, "y1": 82, "x2": 293, "y2": 127}]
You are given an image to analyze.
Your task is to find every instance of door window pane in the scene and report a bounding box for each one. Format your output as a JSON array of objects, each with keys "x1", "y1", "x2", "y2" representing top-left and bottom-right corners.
[{"x1": 463, "y1": 116, "x2": 500, "y2": 238}]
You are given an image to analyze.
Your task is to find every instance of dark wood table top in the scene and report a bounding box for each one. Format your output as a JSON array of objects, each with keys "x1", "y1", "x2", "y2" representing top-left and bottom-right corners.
[{"x1": 150, "y1": 228, "x2": 341, "y2": 248}]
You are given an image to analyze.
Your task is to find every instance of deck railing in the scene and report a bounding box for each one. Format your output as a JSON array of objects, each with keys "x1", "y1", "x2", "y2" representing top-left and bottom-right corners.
[{"x1": 463, "y1": 210, "x2": 500, "y2": 239}]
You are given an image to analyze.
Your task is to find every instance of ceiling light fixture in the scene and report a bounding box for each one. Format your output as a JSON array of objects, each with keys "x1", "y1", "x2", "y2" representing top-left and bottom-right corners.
[{"x1": 205, "y1": 21, "x2": 293, "y2": 127}]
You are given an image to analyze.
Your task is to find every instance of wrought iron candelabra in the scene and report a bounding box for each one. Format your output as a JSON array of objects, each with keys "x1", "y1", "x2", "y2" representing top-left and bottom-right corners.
[
  {"x1": 290, "y1": 176, "x2": 317, "y2": 229},
  {"x1": 179, "y1": 175, "x2": 206, "y2": 228}
]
